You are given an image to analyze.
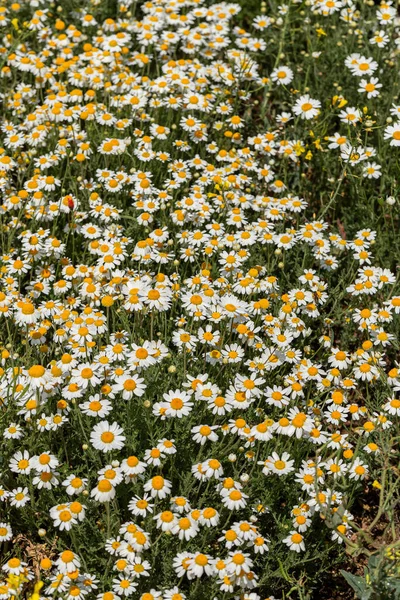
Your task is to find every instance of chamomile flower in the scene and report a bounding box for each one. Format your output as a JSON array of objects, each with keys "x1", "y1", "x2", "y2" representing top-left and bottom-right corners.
[
  {"x1": 0, "y1": 523, "x2": 13, "y2": 543},
  {"x1": 293, "y1": 95, "x2": 321, "y2": 120},
  {"x1": 262, "y1": 452, "x2": 295, "y2": 476},
  {"x1": 62, "y1": 474, "x2": 88, "y2": 496},
  {"x1": 358, "y1": 78, "x2": 382, "y2": 98},
  {"x1": 144, "y1": 476, "x2": 172, "y2": 499},
  {"x1": 91, "y1": 479, "x2": 116, "y2": 503},
  {"x1": 271, "y1": 66, "x2": 294, "y2": 86},
  {"x1": 90, "y1": 421, "x2": 126, "y2": 453},
  {"x1": 162, "y1": 390, "x2": 194, "y2": 418},
  {"x1": 283, "y1": 531, "x2": 305, "y2": 552}
]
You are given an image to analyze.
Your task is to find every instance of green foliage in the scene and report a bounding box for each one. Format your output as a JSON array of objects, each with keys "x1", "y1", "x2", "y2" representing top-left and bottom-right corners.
[
  {"x1": 0, "y1": 0, "x2": 399, "y2": 598},
  {"x1": 341, "y1": 547, "x2": 400, "y2": 600}
]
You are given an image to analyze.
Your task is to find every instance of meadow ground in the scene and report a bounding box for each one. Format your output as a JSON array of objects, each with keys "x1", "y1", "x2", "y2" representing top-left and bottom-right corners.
[{"x1": 0, "y1": 0, "x2": 400, "y2": 599}]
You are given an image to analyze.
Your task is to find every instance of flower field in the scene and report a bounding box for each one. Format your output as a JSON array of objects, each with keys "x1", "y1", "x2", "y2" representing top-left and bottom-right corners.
[{"x1": 0, "y1": 0, "x2": 400, "y2": 597}]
